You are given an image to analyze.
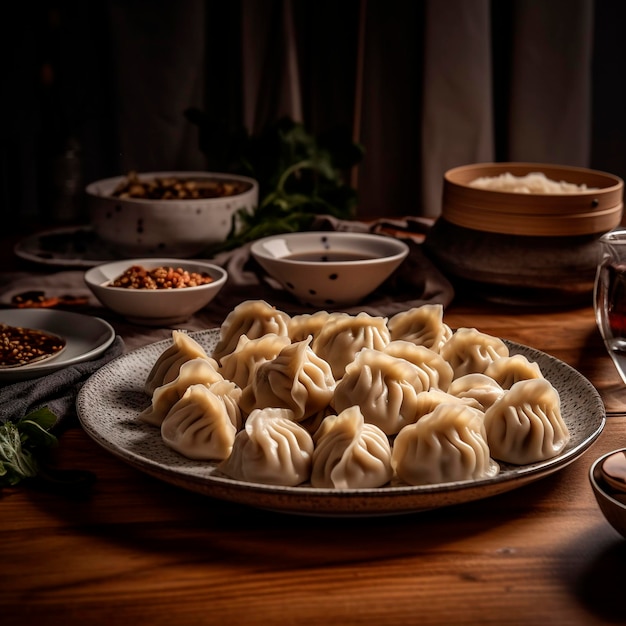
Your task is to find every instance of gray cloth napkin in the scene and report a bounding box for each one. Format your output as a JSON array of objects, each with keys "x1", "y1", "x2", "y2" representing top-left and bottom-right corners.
[
  {"x1": 208, "y1": 215, "x2": 455, "y2": 319},
  {"x1": 0, "y1": 336, "x2": 125, "y2": 429}
]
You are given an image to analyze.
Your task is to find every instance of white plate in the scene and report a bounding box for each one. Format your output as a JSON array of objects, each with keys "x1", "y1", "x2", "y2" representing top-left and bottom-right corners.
[
  {"x1": 76, "y1": 331, "x2": 605, "y2": 516},
  {"x1": 14, "y1": 226, "x2": 118, "y2": 268},
  {"x1": 0, "y1": 309, "x2": 116, "y2": 382}
]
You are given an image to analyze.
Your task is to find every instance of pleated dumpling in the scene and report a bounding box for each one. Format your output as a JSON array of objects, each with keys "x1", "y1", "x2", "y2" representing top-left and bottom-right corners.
[
  {"x1": 382, "y1": 340, "x2": 453, "y2": 391},
  {"x1": 448, "y1": 373, "x2": 505, "y2": 411},
  {"x1": 144, "y1": 330, "x2": 217, "y2": 395},
  {"x1": 391, "y1": 403, "x2": 499, "y2": 485},
  {"x1": 414, "y1": 388, "x2": 483, "y2": 422},
  {"x1": 439, "y1": 327, "x2": 509, "y2": 379},
  {"x1": 241, "y1": 337, "x2": 335, "y2": 421},
  {"x1": 387, "y1": 304, "x2": 453, "y2": 352},
  {"x1": 483, "y1": 354, "x2": 544, "y2": 389},
  {"x1": 332, "y1": 349, "x2": 426, "y2": 435},
  {"x1": 288, "y1": 311, "x2": 331, "y2": 343},
  {"x1": 311, "y1": 406, "x2": 392, "y2": 489},
  {"x1": 218, "y1": 407, "x2": 314, "y2": 486},
  {"x1": 138, "y1": 357, "x2": 225, "y2": 427},
  {"x1": 202, "y1": 379, "x2": 243, "y2": 430},
  {"x1": 483, "y1": 378, "x2": 570, "y2": 464},
  {"x1": 160, "y1": 383, "x2": 240, "y2": 461},
  {"x1": 212, "y1": 299, "x2": 291, "y2": 362},
  {"x1": 311, "y1": 312, "x2": 390, "y2": 379},
  {"x1": 219, "y1": 333, "x2": 291, "y2": 389}
]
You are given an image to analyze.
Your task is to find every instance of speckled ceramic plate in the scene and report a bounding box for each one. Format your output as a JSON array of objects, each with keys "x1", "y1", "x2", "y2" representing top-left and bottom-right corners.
[
  {"x1": 0, "y1": 309, "x2": 116, "y2": 382},
  {"x1": 76, "y1": 331, "x2": 605, "y2": 516}
]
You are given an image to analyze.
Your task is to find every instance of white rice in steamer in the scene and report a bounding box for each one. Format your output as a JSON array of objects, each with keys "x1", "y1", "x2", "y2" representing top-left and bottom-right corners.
[{"x1": 468, "y1": 172, "x2": 596, "y2": 194}]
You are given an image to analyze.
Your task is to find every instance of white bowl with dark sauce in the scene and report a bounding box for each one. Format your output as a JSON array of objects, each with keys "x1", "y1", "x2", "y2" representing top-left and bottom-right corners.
[{"x1": 250, "y1": 231, "x2": 409, "y2": 307}]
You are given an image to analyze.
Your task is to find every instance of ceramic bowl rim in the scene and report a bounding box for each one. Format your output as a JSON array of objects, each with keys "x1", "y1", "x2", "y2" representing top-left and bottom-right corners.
[
  {"x1": 589, "y1": 447, "x2": 626, "y2": 511},
  {"x1": 85, "y1": 171, "x2": 258, "y2": 205},
  {"x1": 250, "y1": 231, "x2": 410, "y2": 267},
  {"x1": 84, "y1": 258, "x2": 228, "y2": 294}
]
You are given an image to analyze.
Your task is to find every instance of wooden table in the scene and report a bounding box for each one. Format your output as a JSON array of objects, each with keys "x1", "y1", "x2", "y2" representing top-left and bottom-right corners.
[{"x1": 2, "y1": 251, "x2": 626, "y2": 625}]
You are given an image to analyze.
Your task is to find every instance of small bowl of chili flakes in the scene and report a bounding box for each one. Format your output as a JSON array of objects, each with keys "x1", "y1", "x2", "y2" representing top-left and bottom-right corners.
[{"x1": 84, "y1": 259, "x2": 228, "y2": 326}]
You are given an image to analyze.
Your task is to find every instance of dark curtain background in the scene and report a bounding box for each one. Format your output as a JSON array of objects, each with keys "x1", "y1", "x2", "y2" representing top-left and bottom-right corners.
[{"x1": 2, "y1": 0, "x2": 626, "y2": 235}]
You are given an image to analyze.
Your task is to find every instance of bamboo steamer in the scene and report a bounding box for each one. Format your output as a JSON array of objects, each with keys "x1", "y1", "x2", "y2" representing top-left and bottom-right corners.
[
  {"x1": 424, "y1": 162, "x2": 625, "y2": 305},
  {"x1": 442, "y1": 162, "x2": 623, "y2": 236}
]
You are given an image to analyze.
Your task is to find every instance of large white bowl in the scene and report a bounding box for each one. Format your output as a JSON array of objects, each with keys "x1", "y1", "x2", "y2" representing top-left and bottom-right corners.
[
  {"x1": 86, "y1": 171, "x2": 258, "y2": 257},
  {"x1": 84, "y1": 259, "x2": 228, "y2": 326},
  {"x1": 250, "y1": 231, "x2": 409, "y2": 307}
]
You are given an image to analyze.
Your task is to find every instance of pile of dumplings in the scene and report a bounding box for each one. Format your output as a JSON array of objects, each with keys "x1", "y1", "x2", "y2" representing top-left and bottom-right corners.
[{"x1": 138, "y1": 300, "x2": 571, "y2": 490}]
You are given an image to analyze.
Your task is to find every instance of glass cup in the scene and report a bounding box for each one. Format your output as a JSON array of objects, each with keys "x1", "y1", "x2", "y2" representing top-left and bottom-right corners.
[{"x1": 594, "y1": 228, "x2": 626, "y2": 385}]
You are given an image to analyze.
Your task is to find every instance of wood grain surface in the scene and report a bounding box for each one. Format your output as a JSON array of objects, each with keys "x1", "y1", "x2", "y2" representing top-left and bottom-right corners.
[{"x1": 1, "y1": 419, "x2": 625, "y2": 626}]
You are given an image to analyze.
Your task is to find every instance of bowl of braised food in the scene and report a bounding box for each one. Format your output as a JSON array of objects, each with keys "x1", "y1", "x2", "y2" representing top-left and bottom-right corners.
[{"x1": 86, "y1": 171, "x2": 258, "y2": 257}]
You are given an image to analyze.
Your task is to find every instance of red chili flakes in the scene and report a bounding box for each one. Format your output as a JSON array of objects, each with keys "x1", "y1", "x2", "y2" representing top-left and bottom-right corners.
[{"x1": 110, "y1": 265, "x2": 215, "y2": 289}]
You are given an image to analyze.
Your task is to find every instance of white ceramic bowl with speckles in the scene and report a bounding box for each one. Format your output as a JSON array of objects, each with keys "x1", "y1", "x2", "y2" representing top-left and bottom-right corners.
[
  {"x1": 87, "y1": 172, "x2": 258, "y2": 257},
  {"x1": 84, "y1": 258, "x2": 228, "y2": 326},
  {"x1": 250, "y1": 231, "x2": 410, "y2": 307}
]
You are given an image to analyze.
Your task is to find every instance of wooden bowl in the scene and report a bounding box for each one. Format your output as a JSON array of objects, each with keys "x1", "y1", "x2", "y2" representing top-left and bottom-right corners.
[
  {"x1": 590, "y1": 449, "x2": 626, "y2": 539},
  {"x1": 424, "y1": 163, "x2": 624, "y2": 305}
]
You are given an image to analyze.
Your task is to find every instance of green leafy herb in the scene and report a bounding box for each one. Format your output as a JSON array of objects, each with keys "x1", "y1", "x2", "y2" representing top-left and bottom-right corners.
[
  {"x1": 184, "y1": 113, "x2": 365, "y2": 252},
  {"x1": 0, "y1": 408, "x2": 58, "y2": 486},
  {"x1": 0, "y1": 407, "x2": 96, "y2": 495}
]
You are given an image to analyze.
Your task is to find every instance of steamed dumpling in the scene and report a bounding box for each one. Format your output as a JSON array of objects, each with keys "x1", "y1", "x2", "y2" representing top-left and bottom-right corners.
[
  {"x1": 448, "y1": 373, "x2": 505, "y2": 411},
  {"x1": 483, "y1": 354, "x2": 544, "y2": 389},
  {"x1": 414, "y1": 388, "x2": 483, "y2": 422},
  {"x1": 218, "y1": 407, "x2": 314, "y2": 486},
  {"x1": 440, "y1": 327, "x2": 509, "y2": 379},
  {"x1": 160, "y1": 383, "x2": 240, "y2": 460},
  {"x1": 288, "y1": 311, "x2": 331, "y2": 343},
  {"x1": 382, "y1": 340, "x2": 453, "y2": 391},
  {"x1": 241, "y1": 337, "x2": 335, "y2": 421},
  {"x1": 311, "y1": 312, "x2": 390, "y2": 379},
  {"x1": 219, "y1": 333, "x2": 291, "y2": 388},
  {"x1": 483, "y1": 378, "x2": 570, "y2": 464},
  {"x1": 332, "y1": 349, "x2": 426, "y2": 435},
  {"x1": 138, "y1": 357, "x2": 225, "y2": 427},
  {"x1": 311, "y1": 405, "x2": 393, "y2": 489},
  {"x1": 212, "y1": 299, "x2": 291, "y2": 362},
  {"x1": 201, "y1": 379, "x2": 243, "y2": 430},
  {"x1": 391, "y1": 403, "x2": 499, "y2": 485},
  {"x1": 144, "y1": 330, "x2": 217, "y2": 395},
  {"x1": 387, "y1": 304, "x2": 453, "y2": 352}
]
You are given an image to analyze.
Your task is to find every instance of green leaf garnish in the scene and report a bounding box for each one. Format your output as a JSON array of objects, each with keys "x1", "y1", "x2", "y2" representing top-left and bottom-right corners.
[{"x1": 184, "y1": 113, "x2": 364, "y2": 253}]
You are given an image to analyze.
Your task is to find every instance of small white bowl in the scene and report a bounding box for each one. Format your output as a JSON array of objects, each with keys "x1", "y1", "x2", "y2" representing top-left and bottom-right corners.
[
  {"x1": 84, "y1": 259, "x2": 228, "y2": 326},
  {"x1": 589, "y1": 449, "x2": 626, "y2": 539},
  {"x1": 86, "y1": 171, "x2": 258, "y2": 257},
  {"x1": 250, "y1": 232, "x2": 409, "y2": 307}
]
